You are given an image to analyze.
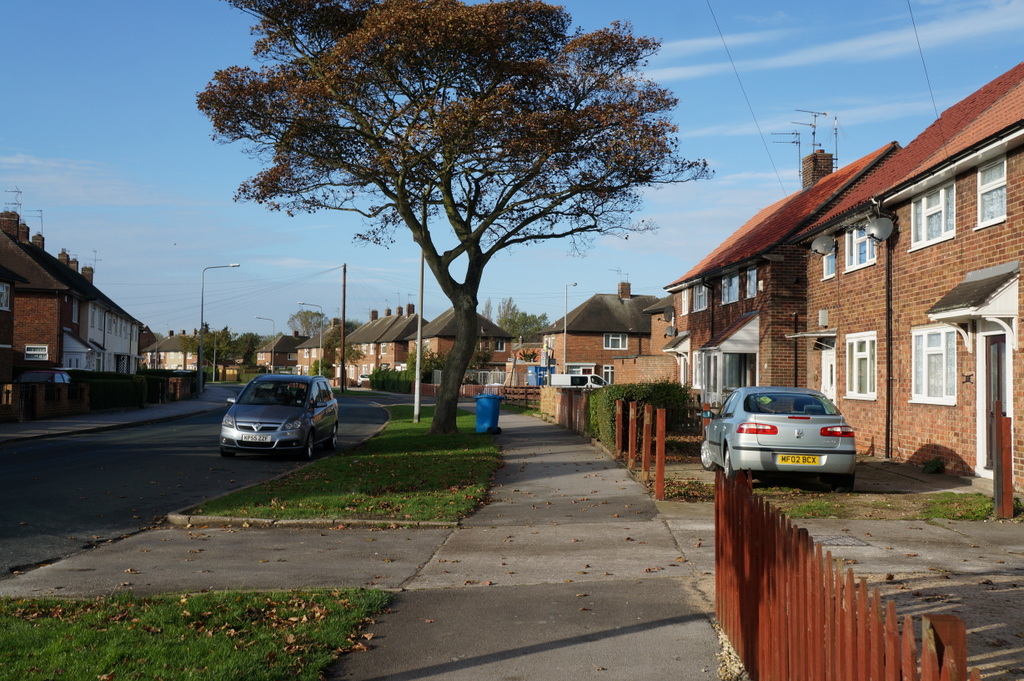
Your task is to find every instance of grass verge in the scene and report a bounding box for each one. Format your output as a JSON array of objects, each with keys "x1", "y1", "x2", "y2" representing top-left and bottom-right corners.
[
  {"x1": 0, "y1": 589, "x2": 390, "y2": 681},
  {"x1": 189, "y1": 406, "x2": 501, "y2": 523}
]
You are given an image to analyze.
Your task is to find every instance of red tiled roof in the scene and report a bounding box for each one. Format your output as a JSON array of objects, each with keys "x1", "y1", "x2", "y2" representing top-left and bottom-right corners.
[
  {"x1": 667, "y1": 143, "x2": 896, "y2": 288},
  {"x1": 806, "y1": 61, "x2": 1024, "y2": 232}
]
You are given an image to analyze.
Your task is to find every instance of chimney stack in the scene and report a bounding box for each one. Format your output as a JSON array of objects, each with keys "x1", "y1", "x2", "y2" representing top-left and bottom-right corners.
[
  {"x1": 59, "y1": 249, "x2": 70, "y2": 266},
  {"x1": 0, "y1": 211, "x2": 19, "y2": 239},
  {"x1": 31, "y1": 233, "x2": 44, "y2": 250},
  {"x1": 169, "y1": 330, "x2": 175, "y2": 336},
  {"x1": 385, "y1": 307, "x2": 392, "y2": 317},
  {"x1": 406, "y1": 303, "x2": 415, "y2": 315},
  {"x1": 370, "y1": 310, "x2": 379, "y2": 321},
  {"x1": 396, "y1": 305, "x2": 404, "y2": 316},
  {"x1": 802, "y1": 150, "x2": 834, "y2": 189},
  {"x1": 69, "y1": 257, "x2": 79, "y2": 272},
  {"x1": 82, "y1": 266, "x2": 94, "y2": 284},
  {"x1": 618, "y1": 281, "x2": 631, "y2": 299}
]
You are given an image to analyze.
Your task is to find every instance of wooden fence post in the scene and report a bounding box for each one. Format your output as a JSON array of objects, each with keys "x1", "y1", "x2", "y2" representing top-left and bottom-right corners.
[
  {"x1": 615, "y1": 399, "x2": 624, "y2": 458},
  {"x1": 628, "y1": 401, "x2": 637, "y2": 467},
  {"x1": 655, "y1": 408, "x2": 665, "y2": 499}
]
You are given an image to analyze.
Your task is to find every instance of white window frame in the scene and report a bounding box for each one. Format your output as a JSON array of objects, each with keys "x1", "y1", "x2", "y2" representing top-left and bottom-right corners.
[
  {"x1": 911, "y1": 327, "x2": 957, "y2": 405},
  {"x1": 845, "y1": 225, "x2": 876, "y2": 271},
  {"x1": 910, "y1": 182, "x2": 955, "y2": 248},
  {"x1": 745, "y1": 267, "x2": 758, "y2": 299},
  {"x1": 693, "y1": 285, "x2": 707, "y2": 312},
  {"x1": 495, "y1": 339, "x2": 506, "y2": 352},
  {"x1": 692, "y1": 351, "x2": 705, "y2": 389},
  {"x1": 721, "y1": 273, "x2": 739, "y2": 304},
  {"x1": 604, "y1": 333, "x2": 627, "y2": 350},
  {"x1": 977, "y1": 158, "x2": 1006, "y2": 229},
  {"x1": 678, "y1": 288, "x2": 689, "y2": 317},
  {"x1": 845, "y1": 332, "x2": 877, "y2": 400},
  {"x1": 25, "y1": 344, "x2": 49, "y2": 361},
  {"x1": 822, "y1": 250, "x2": 836, "y2": 279},
  {"x1": 602, "y1": 365, "x2": 614, "y2": 385},
  {"x1": 0, "y1": 282, "x2": 9, "y2": 310}
]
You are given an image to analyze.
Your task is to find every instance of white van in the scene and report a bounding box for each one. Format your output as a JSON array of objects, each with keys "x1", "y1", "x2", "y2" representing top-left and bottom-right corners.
[{"x1": 549, "y1": 374, "x2": 607, "y2": 388}]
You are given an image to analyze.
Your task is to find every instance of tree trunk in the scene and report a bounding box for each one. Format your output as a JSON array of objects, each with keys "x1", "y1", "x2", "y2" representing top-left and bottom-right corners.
[{"x1": 429, "y1": 296, "x2": 479, "y2": 435}]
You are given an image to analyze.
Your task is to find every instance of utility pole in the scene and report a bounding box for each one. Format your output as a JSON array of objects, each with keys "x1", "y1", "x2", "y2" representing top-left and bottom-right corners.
[{"x1": 340, "y1": 264, "x2": 347, "y2": 391}]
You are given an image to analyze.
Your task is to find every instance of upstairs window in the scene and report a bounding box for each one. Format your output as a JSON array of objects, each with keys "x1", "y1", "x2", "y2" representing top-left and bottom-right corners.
[
  {"x1": 745, "y1": 267, "x2": 758, "y2": 299},
  {"x1": 721, "y1": 273, "x2": 739, "y2": 304},
  {"x1": 823, "y1": 250, "x2": 836, "y2": 279},
  {"x1": 978, "y1": 158, "x2": 1006, "y2": 228},
  {"x1": 845, "y1": 225, "x2": 876, "y2": 270},
  {"x1": 604, "y1": 333, "x2": 627, "y2": 350},
  {"x1": 0, "y1": 282, "x2": 9, "y2": 310},
  {"x1": 911, "y1": 183, "x2": 955, "y2": 247},
  {"x1": 693, "y1": 285, "x2": 708, "y2": 312}
]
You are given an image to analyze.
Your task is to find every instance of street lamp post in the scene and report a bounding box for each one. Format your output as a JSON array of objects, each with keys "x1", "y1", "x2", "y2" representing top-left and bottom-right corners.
[
  {"x1": 255, "y1": 316, "x2": 276, "y2": 372},
  {"x1": 297, "y1": 302, "x2": 324, "y2": 377},
  {"x1": 199, "y1": 263, "x2": 240, "y2": 394},
  {"x1": 563, "y1": 282, "x2": 576, "y2": 374}
]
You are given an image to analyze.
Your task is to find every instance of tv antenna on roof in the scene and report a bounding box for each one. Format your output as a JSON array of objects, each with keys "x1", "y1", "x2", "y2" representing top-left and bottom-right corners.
[
  {"x1": 772, "y1": 131, "x2": 801, "y2": 183},
  {"x1": 4, "y1": 187, "x2": 22, "y2": 214},
  {"x1": 794, "y1": 110, "x2": 828, "y2": 153}
]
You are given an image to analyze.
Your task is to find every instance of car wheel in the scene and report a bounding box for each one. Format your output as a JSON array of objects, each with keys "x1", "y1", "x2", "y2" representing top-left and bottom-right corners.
[
  {"x1": 323, "y1": 422, "x2": 338, "y2": 451},
  {"x1": 220, "y1": 448, "x2": 235, "y2": 458},
  {"x1": 301, "y1": 433, "x2": 315, "y2": 461},
  {"x1": 699, "y1": 440, "x2": 719, "y2": 471},
  {"x1": 827, "y1": 473, "x2": 856, "y2": 493},
  {"x1": 722, "y1": 444, "x2": 737, "y2": 480}
]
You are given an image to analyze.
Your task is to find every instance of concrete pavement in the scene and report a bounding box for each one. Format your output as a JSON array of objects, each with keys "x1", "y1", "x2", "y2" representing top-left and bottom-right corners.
[{"x1": 1, "y1": 391, "x2": 1023, "y2": 679}]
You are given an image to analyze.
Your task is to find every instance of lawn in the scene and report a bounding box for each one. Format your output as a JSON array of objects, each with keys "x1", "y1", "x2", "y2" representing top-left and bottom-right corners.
[
  {"x1": 189, "y1": 405, "x2": 501, "y2": 523},
  {"x1": 0, "y1": 589, "x2": 389, "y2": 681}
]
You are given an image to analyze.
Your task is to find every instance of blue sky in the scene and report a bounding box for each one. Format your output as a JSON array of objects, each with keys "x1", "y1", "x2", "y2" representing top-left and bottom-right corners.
[{"x1": 3, "y1": 0, "x2": 1023, "y2": 337}]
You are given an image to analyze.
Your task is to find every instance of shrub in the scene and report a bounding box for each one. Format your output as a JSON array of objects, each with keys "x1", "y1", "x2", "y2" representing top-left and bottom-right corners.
[{"x1": 588, "y1": 380, "x2": 694, "y2": 443}]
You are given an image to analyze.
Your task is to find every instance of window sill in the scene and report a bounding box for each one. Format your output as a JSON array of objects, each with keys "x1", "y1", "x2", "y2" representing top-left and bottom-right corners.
[
  {"x1": 975, "y1": 217, "x2": 1006, "y2": 231},
  {"x1": 843, "y1": 394, "x2": 877, "y2": 401},
  {"x1": 843, "y1": 261, "x2": 876, "y2": 274},
  {"x1": 909, "y1": 398, "x2": 957, "y2": 407},
  {"x1": 907, "y1": 232, "x2": 955, "y2": 252}
]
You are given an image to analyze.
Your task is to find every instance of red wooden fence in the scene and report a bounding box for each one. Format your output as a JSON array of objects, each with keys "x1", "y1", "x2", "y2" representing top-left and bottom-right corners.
[{"x1": 716, "y1": 470, "x2": 982, "y2": 681}]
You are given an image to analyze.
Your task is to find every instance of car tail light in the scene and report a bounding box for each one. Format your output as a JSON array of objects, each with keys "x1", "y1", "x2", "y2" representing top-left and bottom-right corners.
[
  {"x1": 737, "y1": 422, "x2": 779, "y2": 435},
  {"x1": 820, "y1": 425, "x2": 855, "y2": 438}
]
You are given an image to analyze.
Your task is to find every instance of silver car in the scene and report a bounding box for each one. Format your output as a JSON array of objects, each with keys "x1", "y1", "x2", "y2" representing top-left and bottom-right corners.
[
  {"x1": 700, "y1": 386, "x2": 857, "y2": 492},
  {"x1": 220, "y1": 374, "x2": 339, "y2": 459}
]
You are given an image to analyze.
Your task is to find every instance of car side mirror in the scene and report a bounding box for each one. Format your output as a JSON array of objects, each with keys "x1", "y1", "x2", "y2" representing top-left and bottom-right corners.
[
  {"x1": 227, "y1": 397, "x2": 236, "y2": 404},
  {"x1": 701, "y1": 409, "x2": 716, "y2": 420}
]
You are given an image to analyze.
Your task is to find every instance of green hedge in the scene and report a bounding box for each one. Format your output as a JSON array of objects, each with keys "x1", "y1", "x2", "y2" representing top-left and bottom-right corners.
[
  {"x1": 368, "y1": 367, "x2": 412, "y2": 393},
  {"x1": 587, "y1": 380, "x2": 695, "y2": 443}
]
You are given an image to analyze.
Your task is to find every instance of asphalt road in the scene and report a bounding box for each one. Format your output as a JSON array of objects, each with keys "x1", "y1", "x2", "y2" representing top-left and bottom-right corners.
[{"x1": 0, "y1": 397, "x2": 387, "y2": 576}]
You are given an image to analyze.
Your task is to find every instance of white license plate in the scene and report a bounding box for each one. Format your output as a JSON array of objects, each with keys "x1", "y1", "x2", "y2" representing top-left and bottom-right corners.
[{"x1": 241, "y1": 434, "x2": 272, "y2": 442}]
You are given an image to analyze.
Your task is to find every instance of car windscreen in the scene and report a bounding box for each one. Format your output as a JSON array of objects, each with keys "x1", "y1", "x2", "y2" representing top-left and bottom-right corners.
[
  {"x1": 744, "y1": 393, "x2": 839, "y2": 416},
  {"x1": 237, "y1": 381, "x2": 309, "y2": 407}
]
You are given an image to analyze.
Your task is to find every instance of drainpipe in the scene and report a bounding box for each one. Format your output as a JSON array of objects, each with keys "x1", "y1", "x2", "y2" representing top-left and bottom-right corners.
[
  {"x1": 793, "y1": 312, "x2": 799, "y2": 387},
  {"x1": 885, "y1": 236, "x2": 893, "y2": 458}
]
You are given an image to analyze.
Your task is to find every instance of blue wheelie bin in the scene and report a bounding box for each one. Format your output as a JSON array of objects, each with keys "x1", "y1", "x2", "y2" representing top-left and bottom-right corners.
[{"x1": 475, "y1": 394, "x2": 505, "y2": 433}]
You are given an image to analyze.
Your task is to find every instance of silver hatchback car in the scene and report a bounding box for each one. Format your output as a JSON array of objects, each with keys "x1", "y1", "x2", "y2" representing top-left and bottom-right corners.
[
  {"x1": 700, "y1": 386, "x2": 857, "y2": 491},
  {"x1": 220, "y1": 374, "x2": 339, "y2": 459}
]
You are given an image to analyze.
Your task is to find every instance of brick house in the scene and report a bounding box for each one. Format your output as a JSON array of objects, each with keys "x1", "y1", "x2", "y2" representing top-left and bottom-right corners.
[
  {"x1": 345, "y1": 305, "x2": 424, "y2": 384},
  {"x1": 141, "y1": 330, "x2": 198, "y2": 370},
  {"x1": 608, "y1": 295, "x2": 678, "y2": 384},
  {"x1": 541, "y1": 282, "x2": 659, "y2": 385},
  {"x1": 255, "y1": 331, "x2": 309, "y2": 373},
  {"x1": 1, "y1": 211, "x2": 141, "y2": 374},
  {"x1": 417, "y1": 308, "x2": 513, "y2": 375},
  {"x1": 663, "y1": 145, "x2": 896, "y2": 406},
  {"x1": 0, "y1": 263, "x2": 28, "y2": 383},
  {"x1": 791, "y1": 62, "x2": 1024, "y2": 487}
]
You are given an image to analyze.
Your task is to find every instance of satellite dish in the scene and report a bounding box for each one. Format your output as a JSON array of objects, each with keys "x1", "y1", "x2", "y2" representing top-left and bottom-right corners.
[
  {"x1": 663, "y1": 306, "x2": 675, "y2": 322},
  {"x1": 865, "y1": 217, "x2": 893, "y2": 241},
  {"x1": 665, "y1": 325, "x2": 677, "y2": 337},
  {"x1": 810, "y1": 235, "x2": 836, "y2": 255}
]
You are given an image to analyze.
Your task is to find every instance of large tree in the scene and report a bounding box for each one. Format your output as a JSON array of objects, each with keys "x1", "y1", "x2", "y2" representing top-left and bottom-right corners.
[
  {"x1": 496, "y1": 297, "x2": 548, "y2": 340},
  {"x1": 198, "y1": 0, "x2": 711, "y2": 433}
]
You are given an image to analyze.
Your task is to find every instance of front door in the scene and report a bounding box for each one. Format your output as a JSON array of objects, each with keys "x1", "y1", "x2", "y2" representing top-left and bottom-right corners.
[
  {"x1": 984, "y1": 334, "x2": 1007, "y2": 472},
  {"x1": 820, "y1": 342, "x2": 836, "y2": 400}
]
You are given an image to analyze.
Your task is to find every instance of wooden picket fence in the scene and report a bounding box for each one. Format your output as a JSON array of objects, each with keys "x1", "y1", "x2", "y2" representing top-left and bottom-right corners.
[{"x1": 716, "y1": 470, "x2": 982, "y2": 681}]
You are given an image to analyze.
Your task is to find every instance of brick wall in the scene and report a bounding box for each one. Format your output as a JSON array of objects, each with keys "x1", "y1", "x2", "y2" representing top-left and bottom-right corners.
[{"x1": 13, "y1": 291, "x2": 63, "y2": 367}]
